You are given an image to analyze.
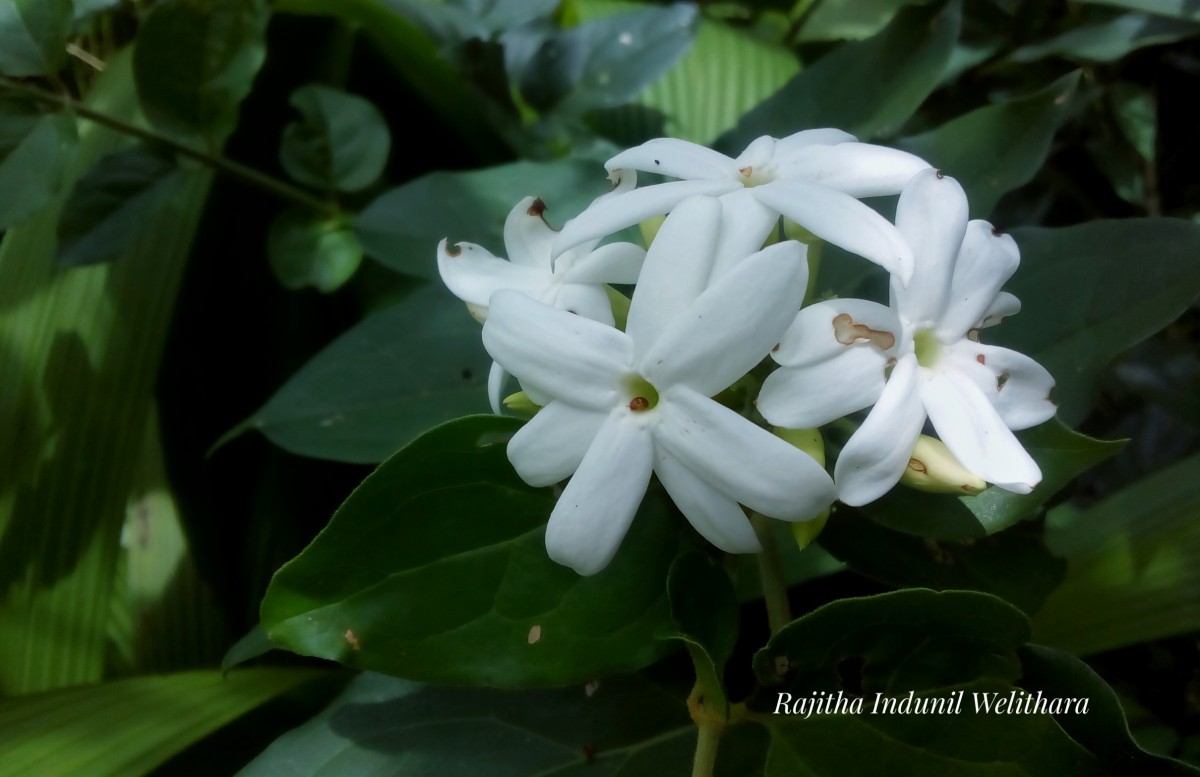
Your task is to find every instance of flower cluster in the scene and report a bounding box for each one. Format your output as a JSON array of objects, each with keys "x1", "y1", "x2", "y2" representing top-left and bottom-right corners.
[{"x1": 438, "y1": 131, "x2": 1057, "y2": 575}]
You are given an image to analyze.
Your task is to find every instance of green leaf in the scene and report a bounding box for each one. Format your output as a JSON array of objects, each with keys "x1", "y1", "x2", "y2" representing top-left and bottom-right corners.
[
  {"x1": 0, "y1": 99, "x2": 75, "y2": 229},
  {"x1": 0, "y1": 0, "x2": 72, "y2": 76},
  {"x1": 236, "y1": 283, "x2": 493, "y2": 463},
  {"x1": 355, "y1": 159, "x2": 608, "y2": 279},
  {"x1": 1008, "y1": 13, "x2": 1200, "y2": 63},
  {"x1": 661, "y1": 551, "x2": 738, "y2": 711},
  {"x1": 1111, "y1": 81, "x2": 1157, "y2": 161},
  {"x1": 899, "y1": 71, "x2": 1081, "y2": 217},
  {"x1": 261, "y1": 416, "x2": 691, "y2": 687},
  {"x1": 0, "y1": 669, "x2": 320, "y2": 777},
  {"x1": 998, "y1": 219, "x2": 1200, "y2": 426},
  {"x1": 279, "y1": 85, "x2": 391, "y2": 193},
  {"x1": 1034, "y1": 452, "x2": 1200, "y2": 655},
  {"x1": 794, "y1": 0, "x2": 933, "y2": 42},
  {"x1": 818, "y1": 509, "x2": 1066, "y2": 615},
  {"x1": 267, "y1": 210, "x2": 364, "y2": 293},
  {"x1": 1073, "y1": 0, "x2": 1200, "y2": 22},
  {"x1": 56, "y1": 144, "x2": 182, "y2": 267},
  {"x1": 722, "y1": 0, "x2": 960, "y2": 147},
  {"x1": 752, "y1": 590, "x2": 1101, "y2": 776},
  {"x1": 132, "y1": 0, "x2": 269, "y2": 139},
  {"x1": 239, "y1": 671, "x2": 735, "y2": 777}
]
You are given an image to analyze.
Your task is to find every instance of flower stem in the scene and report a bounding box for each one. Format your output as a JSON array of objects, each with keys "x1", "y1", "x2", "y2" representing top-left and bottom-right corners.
[
  {"x1": 0, "y1": 76, "x2": 337, "y2": 218},
  {"x1": 752, "y1": 513, "x2": 792, "y2": 635},
  {"x1": 691, "y1": 722, "x2": 721, "y2": 777}
]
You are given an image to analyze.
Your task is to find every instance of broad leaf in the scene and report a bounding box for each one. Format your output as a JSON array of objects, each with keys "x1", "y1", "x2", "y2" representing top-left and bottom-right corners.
[
  {"x1": 355, "y1": 159, "x2": 607, "y2": 279},
  {"x1": 661, "y1": 551, "x2": 738, "y2": 711},
  {"x1": 1073, "y1": 0, "x2": 1200, "y2": 21},
  {"x1": 900, "y1": 71, "x2": 1081, "y2": 217},
  {"x1": 722, "y1": 0, "x2": 961, "y2": 148},
  {"x1": 236, "y1": 283, "x2": 493, "y2": 464},
  {"x1": 1008, "y1": 13, "x2": 1200, "y2": 63},
  {"x1": 133, "y1": 0, "x2": 269, "y2": 139},
  {"x1": 280, "y1": 85, "x2": 391, "y2": 193},
  {"x1": 999, "y1": 219, "x2": 1200, "y2": 426},
  {"x1": 0, "y1": 99, "x2": 75, "y2": 229},
  {"x1": 0, "y1": 669, "x2": 319, "y2": 776},
  {"x1": 0, "y1": 0, "x2": 72, "y2": 76},
  {"x1": 267, "y1": 210, "x2": 364, "y2": 293},
  {"x1": 1034, "y1": 451, "x2": 1200, "y2": 655},
  {"x1": 794, "y1": 0, "x2": 934, "y2": 42},
  {"x1": 261, "y1": 416, "x2": 691, "y2": 687},
  {"x1": 56, "y1": 144, "x2": 182, "y2": 267}
]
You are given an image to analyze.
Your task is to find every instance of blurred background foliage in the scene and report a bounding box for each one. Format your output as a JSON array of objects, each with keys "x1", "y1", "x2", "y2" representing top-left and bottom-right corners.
[{"x1": 0, "y1": 0, "x2": 1198, "y2": 774}]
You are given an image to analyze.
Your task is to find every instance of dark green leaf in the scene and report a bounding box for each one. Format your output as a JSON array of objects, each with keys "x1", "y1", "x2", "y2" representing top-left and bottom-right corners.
[
  {"x1": 998, "y1": 219, "x2": 1200, "y2": 425},
  {"x1": 1034, "y1": 452, "x2": 1200, "y2": 655},
  {"x1": 0, "y1": 0, "x2": 72, "y2": 76},
  {"x1": 0, "y1": 100, "x2": 74, "y2": 229},
  {"x1": 900, "y1": 71, "x2": 1080, "y2": 217},
  {"x1": 355, "y1": 159, "x2": 608, "y2": 279},
  {"x1": 751, "y1": 590, "x2": 1100, "y2": 776},
  {"x1": 237, "y1": 283, "x2": 493, "y2": 463},
  {"x1": 722, "y1": 0, "x2": 961, "y2": 147},
  {"x1": 1018, "y1": 645, "x2": 1200, "y2": 774},
  {"x1": 818, "y1": 509, "x2": 1066, "y2": 615},
  {"x1": 661, "y1": 551, "x2": 738, "y2": 711},
  {"x1": 1073, "y1": 0, "x2": 1200, "y2": 22},
  {"x1": 1008, "y1": 13, "x2": 1200, "y2": 63},
  {"x1": 261, "y1": 416, "x2": 691, "y2": 687},
  {"x1": 221, "y1": 625, "x2": 278, "y2": 673},
  {"x1": 280, "y1": 85, "x2": 391, "y2": 193},
  {"x1": 386, "y1": 0, "x2": 559, "y2": 45},
  {"x1": 132, "y1": 0, "x2": 269, "y2": 139},
  {"x1": 794, "y1": 0, "x2": 934, "y2": 42},
  {"x1": 1111, "y1": 81, "x2": 1157, "y2": 160},
  {"x1": 267, "y1": 210, "x2": 364, "y2": 293},
  {"x1": 56, "y1": 144, "x2": 182, "y2": 267}
]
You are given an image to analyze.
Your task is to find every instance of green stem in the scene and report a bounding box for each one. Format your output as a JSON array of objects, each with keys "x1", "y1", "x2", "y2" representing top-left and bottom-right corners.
[
  {"x1": 691, "y1": 722, "x2": 721, "y2": 777},
  {"x1": 752, "y1": 513, "x2": 792, "y2": 635},
  {"x1": 0, "y1": 76, "x2": 336, "y2": 218}
]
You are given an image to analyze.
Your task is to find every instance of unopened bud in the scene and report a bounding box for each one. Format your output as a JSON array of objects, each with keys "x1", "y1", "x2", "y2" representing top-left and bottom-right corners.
[
  {"x1": 900, "y1": 436, "x2": 987, "y2": 495},
  {"x1": 773, "y1": 427, "x2": 828, "y2": 548},
  {"x1": 791, "y1": 510, "x2": 829, "y2": 550},
  {"x1": 503, "y1": 391, "x2": 541, "y2": 417},
  {"x1": 639, "y1": 215, "x2": 665, "y2": 247}
]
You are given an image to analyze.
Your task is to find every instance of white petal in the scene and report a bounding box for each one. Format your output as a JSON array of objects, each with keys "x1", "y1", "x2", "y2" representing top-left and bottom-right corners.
[
  {"x1": 548, "y1": 283, "x2": 615, "y2": 326},
  {"x1": 482, "y1": 290, "x2": 630, "y2": 409},
  {"x1": 552, "y1": 178, "x2": 740, "y2": 257},
  {"x1": 654, "y1": 448, "x2": 762, "y2": 554},
  {"x1": 772, "y1": 298, "x2": 902, "y2": 368},
  {"x1": 981, "y1": 291, "x2": 1021, "y2": 328},
  {"x1": 922, "y1": 367, "x2": 1042, "y2": 493},
  {"x1": 559, "y1": 241, "x2": 645, "y2": 285},
  {"x1": 953, "y1": 343, "x2": 1057, "y2": 431},
  {"x1": 503, "y1": 196, "x2": 556, "y2": 268},
  {"x1": 833, "y1": 354, "x2": 925, "y2": 506},
  {"x1": 891, "y1": 170, "x2": 969, "y2": 324},
  {"x1": 775, "y1": 143, "x2": 931, "y2": 197},
  {"x1": 656, "y1": 385, "x2": 836, "y2": 521},
  {"x1": 710, "y1": 189, "x2": 780, "y2": 280},
  {"x1": 605, "y1": 138, "x2": 735, "y2": 181},
  {"x1": 508, "y1": 400, "x2": 607, "y2": 486},
  {"x1": 625, "y1": 196, "x2": 722, "y2": 361},
  {"x1": 642, "y1": 241, "x2": 807, "y2": 397},
  {"x1": 936, "y1": 221, "x2": 1021, "y2": 341},
  {"x1": 544, "y1": 410, "x2": 653, "y2": 576},
  {"x1": 773, "y1": 129, "x2": 857, "y2": 157},
  {"x1": 751, "y1": 179, "x2": 914, "y2": 282},
  {"x1": 757, "y1": 346, "x2": 888, "y2": 429},
  {"x1": 488, "y1": 360, "x2": 508, "y2": 415},
  {"x1": 437, "y1": 239, "x2": 545, "y2": 308}
]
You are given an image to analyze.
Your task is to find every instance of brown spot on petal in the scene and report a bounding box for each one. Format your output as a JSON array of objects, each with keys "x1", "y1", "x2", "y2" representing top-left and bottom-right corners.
[
  {"x1": 629, "y1": 397, "x2": 650, "y2": 412},
  {"x1": 740, "y1": 166, "x2": 753, "y2": 177},
  {"x1": 935, "y1": 169, "x2": 945, "y2": 179},
  {"x1": 771, "y1": 342, "x2": 780, "y2": 353},
  {"x1": 976, "y1": 354, "x2": 986, "y2": 364},
  {"x1": 445, "y1": 243, "x2": 462, "y2": 257},
  {"x1": 832, "y1": 313, "x2": 896, "y2": 350},
  {"x1": 991, "y1": 226, "x2": 1003, "y2": 237},
  {"x1": 527, "y1": 198, "x2": 547, "y2": 217},
  {"x1": 907, "y1": 458, "x2": 927, "y2": 473}
]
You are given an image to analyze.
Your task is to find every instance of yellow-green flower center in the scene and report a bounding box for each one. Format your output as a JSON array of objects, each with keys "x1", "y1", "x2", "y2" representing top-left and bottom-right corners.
[
  {"x1": 914, "y1": 328, "x2": 942, "y2": 368},
  {"x1": 623, "y1": 374, "x2": 660, "y2": 412}
]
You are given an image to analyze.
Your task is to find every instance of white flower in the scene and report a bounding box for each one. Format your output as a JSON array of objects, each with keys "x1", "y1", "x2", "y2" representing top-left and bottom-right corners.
[
  {"x1": 756, "y1": 169, "x2": 1056, "y2": 506},
  {"x1": 438, "y1": 195, "x2": 645, "y2": 412},
  {"x1": 482, "y1": 196, "x2": 836, "y2": 575},
  {"x1": 553, "y1": 130, "x2": 931, "y2": 281}
]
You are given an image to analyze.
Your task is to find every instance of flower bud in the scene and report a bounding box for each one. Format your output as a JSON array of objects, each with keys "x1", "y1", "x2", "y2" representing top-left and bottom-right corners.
[
  {"x1": 773, "y1": 427, "x2": 829, "y2": 548},
  {"x1": 502, "y1": 391, "x2": 541, "y2": 417},
  {"x1": 900, "y1": 435, "x2": 987, "y2": 496},
  {"x1": 639, "y1": 214, "x2": 665, "y2": 247}
]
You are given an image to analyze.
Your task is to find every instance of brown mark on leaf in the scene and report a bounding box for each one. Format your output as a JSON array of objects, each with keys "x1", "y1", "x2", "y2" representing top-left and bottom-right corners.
[
  {"x1": 445, "y1": 243, "x2": 462, "y2": 257},
  {"x1": 585, "y1": 680, "x2": 600, "y2": 698},
  {"x1": 527, "y1": 197, "x2": 547, "y2": 217},
  {"x1": 527, "y1": 624, "x2": 542, "y2": 645},
  {"x1": 629, "y1": 397, "x2": 650, "y2": 412},
  {"x1": 773, "y1": 655, "x2": 791, "y2": 678},
  {"x1": 833, "y1": 313, "x2": 895, "y2": 350},
  {"x1": 344, "y1": 629, "x2": 361, "y2": 652}
]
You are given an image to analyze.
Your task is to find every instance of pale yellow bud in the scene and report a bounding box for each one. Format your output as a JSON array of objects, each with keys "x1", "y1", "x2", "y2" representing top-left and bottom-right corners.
[
  {"x1": 900, "y1": 436, "x2": 987, "y2": 495},
  {"x1": 772, "y1": 427, "x2": 828, "y2": 548}
]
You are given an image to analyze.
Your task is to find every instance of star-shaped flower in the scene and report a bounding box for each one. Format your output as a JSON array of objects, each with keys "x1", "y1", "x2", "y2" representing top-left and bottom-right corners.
[
  {"x1": 483, "y1": 196, "x2": 836, "y2": 575},
  {"x1": 553, "y1": 130, "x2": 931, "y2": 281},
  {"x1": 756, "y1": 169, "x2": 1056, "y2": 505}
]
